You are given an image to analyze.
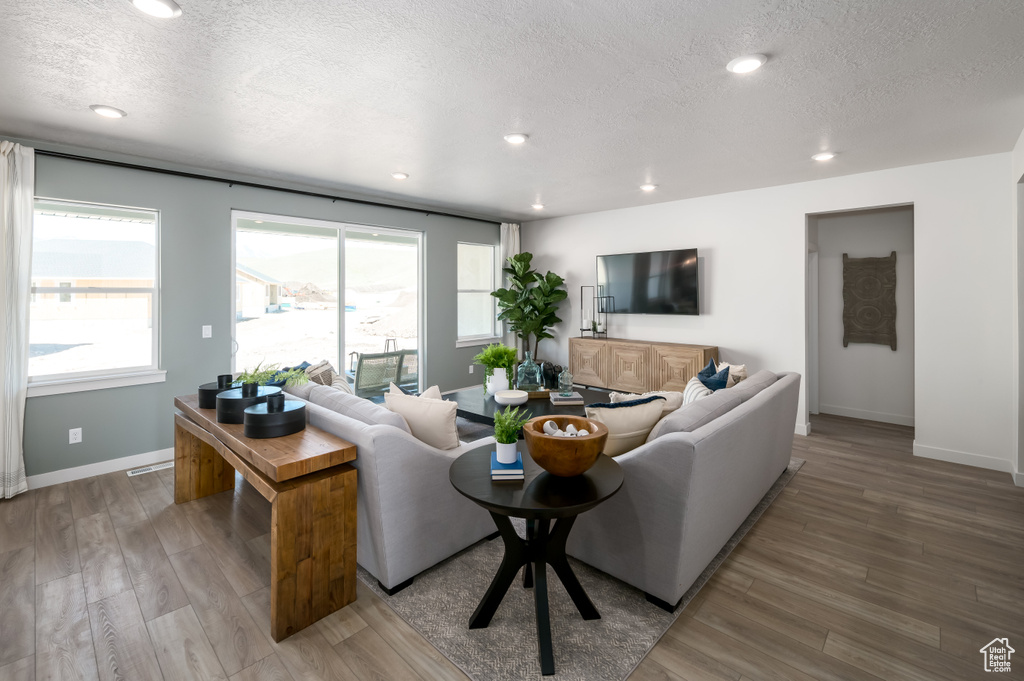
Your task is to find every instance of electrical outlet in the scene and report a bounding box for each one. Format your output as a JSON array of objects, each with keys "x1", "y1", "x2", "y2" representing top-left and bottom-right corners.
[
  {"x1": 202, "y1": 325, "x2": 212, "y2": 338},
  {"x1": 69, "y1": 427, "x2": 82, "y2": 444},
  {"x1": 469, "y1": 365, "x2": 474, "y2": 374}
]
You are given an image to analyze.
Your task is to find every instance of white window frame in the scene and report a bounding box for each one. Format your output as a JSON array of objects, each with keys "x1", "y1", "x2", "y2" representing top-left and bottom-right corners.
[
  {"x1": 27, "y1": 199, "x2": 164, "y2": 397},
  {"x1": 230, "y1": 210, "x2": 425, "y2": 391},
  {"x1": 455, "y1": 241, "x2": 501, "y2": 348}
]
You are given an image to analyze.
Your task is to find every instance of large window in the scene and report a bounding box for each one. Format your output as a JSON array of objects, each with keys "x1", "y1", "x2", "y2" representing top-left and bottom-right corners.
[
  {"x1": 232, "y1": 212, "x2": 422, "y2": 398},
  {"x1": 29, "y1": 200, "x2": 159, "y2": 385},
  {"x1": 456, "y1": 243, "x2": 499, "y2": 344}
]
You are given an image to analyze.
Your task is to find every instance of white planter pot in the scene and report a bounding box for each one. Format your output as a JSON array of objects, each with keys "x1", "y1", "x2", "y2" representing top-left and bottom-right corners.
[
  {"x1": 495, "y1": 441, "x2": 518, "y2": 465},
  {"x1": 486, "y1": 368, "x2": 509, "y2": 395}
]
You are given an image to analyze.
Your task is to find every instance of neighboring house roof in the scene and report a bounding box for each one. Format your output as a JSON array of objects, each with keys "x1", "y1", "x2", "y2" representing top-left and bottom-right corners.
[
  {"x1": 236, "y1": 263, "x2": 281, "y2": 285},
  {"x1": 32, "y1": 239, "x2": 155, "y2": 279}
]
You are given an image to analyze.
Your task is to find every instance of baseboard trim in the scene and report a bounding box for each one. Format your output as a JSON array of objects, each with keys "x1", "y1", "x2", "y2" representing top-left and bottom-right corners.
[
  {"x1": 912, "y1": 441, "x2": 1014, "y2": 474},
  {"x1": 794, "y1": 422, "x2": 811, "y2": 436},
  {"x1": 1015, "y1": 470, "x2": 1024, "y2": 487},
  {"x1": 819, "y1": 404, "x2": 914, "y2": 427},
  {"x1": 27, "y1": 448, "x2": 174, "y2": 490}
]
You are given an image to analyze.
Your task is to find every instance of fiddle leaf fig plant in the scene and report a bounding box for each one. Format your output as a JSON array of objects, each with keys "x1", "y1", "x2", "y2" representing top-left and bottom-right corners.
[{"x1": 492, "y1": 252, "x2": 568, "y2": 360}]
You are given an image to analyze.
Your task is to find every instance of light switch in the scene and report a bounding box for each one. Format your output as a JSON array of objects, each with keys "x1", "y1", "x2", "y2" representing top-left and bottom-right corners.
[{"x1": 202, "y1": 325, "x2": 212, "y2": 338}]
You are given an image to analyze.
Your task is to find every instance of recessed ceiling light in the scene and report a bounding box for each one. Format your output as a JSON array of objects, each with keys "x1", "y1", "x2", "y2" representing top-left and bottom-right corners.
[
  {"x1": 391, "y1": 172, "x2": 409, "y2": 180},
  {"x1": 130, "y1": 0, "x2": 183, "y2": 18},
  {"x1": 532, "y1": 203, "x2": 544, "y2": 210},
  {"x1": 503, "y1": 133, "x2": 528, "y2": 145},
  {"x1": 372, "y1": 233, "x2": 379, "y2": 237},
  {"x1": 254, "y1": 220, "x2": 263, "y2": 224},
  {"x1": 812, "y1": 152, "x2": 836, "y2": 161},
  {"x1": 640, "y1": 184, "x2": 658, "y2": 192},
  {"x1": 89, "y1": 105, "x2": 128, "y2": 119},
  {"x1": 726, "y1": 54, "x2": 767, "y2": 74}
]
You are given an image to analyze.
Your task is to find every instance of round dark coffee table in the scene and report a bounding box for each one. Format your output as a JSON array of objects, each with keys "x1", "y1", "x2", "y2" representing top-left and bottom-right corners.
[{"x1": 449, "y1": 445, "x2": 623, "y2": 676}]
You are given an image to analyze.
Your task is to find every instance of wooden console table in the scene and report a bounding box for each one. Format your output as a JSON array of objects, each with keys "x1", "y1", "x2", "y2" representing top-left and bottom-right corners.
[
  {"x1": 569, "y1": 337, "x2": 718, "y2": 393},
  {"x1": 173, "y1": 394, "x2": 357, "y2": 641}
]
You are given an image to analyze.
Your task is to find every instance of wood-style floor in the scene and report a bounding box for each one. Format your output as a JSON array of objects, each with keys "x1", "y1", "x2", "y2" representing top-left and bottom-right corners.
[{"x1": 1, "y1": 414, "x2": 1022, "y2": 681}]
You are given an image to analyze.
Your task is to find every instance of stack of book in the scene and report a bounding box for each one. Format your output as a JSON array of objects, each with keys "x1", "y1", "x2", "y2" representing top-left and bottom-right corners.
[
  {"x1": 549, "y1": 391, "x2": 584, "y2": 406},
  {"x1": 491, "y1": 451, "x2": 524, "y2": 481}
]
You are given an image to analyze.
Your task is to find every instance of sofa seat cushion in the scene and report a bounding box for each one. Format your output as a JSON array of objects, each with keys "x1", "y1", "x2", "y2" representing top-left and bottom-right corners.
[
  {"x1": 646, "y1": 389, "x2": 743, "y2": 442},
  {"x1": 609, "y1": 390, "x2": 684, "y2": 418},
  {"x1": 725, "y1": 369, "x2": 778, "y2": 402},
  {"x1": 304, "y1": 384, "x2": 411, "y2": 432},
  {"x1": 586, "y1": 395, "x2": 667, "y2": 456},
  {"x1": 384, "y1": 384, "x2": 459, "y2": 450}
]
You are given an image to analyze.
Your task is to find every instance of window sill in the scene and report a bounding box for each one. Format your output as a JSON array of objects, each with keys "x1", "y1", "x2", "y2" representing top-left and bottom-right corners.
[
  {"x1": 28, "y1": 370, "x2": 167, "y2": 398},
  {"x1": 456, "y1": 336, "x2": 502, "y2": 349}
]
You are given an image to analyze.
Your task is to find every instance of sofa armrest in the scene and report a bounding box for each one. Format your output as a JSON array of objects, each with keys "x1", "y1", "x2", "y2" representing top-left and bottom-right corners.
[{"x1": 566, "y1": 433, "x2": 699, "y2": 597}]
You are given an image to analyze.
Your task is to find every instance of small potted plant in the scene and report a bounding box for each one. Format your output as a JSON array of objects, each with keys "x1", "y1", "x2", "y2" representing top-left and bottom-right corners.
[
  {"x1": 237, "y1": 361, "x2": 309, "y2": 391},
  {"x1": 473, "y1": 343, "x2": 518, "y2": 393},
  {"x1": 493, "y1": 405, "x2": 532, "y2": 464}
]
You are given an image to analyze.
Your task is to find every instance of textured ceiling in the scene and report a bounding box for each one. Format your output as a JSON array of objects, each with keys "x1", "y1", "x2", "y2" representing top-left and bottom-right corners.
[{"x1": 2, "y1": 0, "x2": 1024, "y2": 221}]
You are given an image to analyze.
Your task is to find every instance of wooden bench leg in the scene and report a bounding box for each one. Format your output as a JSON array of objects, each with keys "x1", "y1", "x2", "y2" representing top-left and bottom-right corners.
[
  {"x1": 270, "y1": 464, "x2": 357, "y2": 642},
  {"x1": 174, "y1": 421, "x2": 235, "y2": 504}
]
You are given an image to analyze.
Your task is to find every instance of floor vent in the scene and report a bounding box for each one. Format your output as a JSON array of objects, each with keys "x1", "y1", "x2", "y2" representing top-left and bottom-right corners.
[{"x1": 126, "y1": 461, "x2": 174, "y2": 477}]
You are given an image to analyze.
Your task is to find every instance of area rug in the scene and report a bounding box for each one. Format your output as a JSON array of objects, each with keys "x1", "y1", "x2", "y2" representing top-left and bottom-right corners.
[{"x1": 358, "y1": 458, "x2": 804, "y2": 681}]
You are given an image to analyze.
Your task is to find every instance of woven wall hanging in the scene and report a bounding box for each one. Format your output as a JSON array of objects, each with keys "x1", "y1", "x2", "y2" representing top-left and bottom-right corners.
[{"x1": 842, "y1": 251, "x2": 897, "y2": 351}]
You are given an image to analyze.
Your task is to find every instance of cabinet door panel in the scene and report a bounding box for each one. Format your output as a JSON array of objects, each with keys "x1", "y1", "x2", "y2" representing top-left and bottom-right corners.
[
  {"x1": 652, "y1": 346, "x2": 703, "y2": 392},
  {"x1": 569, "y1": 339, "x2": 608, "y2": 387},
  {"x1": 608, "y1": 343, "x2": 650, "y2": 393}
]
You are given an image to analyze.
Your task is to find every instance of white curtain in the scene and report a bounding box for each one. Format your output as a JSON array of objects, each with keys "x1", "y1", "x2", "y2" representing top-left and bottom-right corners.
[
  {"x1": 0, "y1": 141, "x2": 33, "y2": 498},
  {"x1": 499, "y1": 222, "x2": 520, "y2": 352}
]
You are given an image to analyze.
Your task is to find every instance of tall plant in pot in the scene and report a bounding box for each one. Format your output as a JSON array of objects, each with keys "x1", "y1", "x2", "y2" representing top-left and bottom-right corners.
[
  {"x1": 493, "y1": 405, "x2": 532, "y2": 464},
  {"x1": 492, "y1": 252, "x2": 567, "y2": 361}
]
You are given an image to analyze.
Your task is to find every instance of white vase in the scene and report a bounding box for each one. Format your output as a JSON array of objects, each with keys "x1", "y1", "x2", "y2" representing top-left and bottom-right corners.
[
  {"x1": 487, "y1": 368, "x2": 509, "y2": 395},
  {"x1": 496, "y1": 441, "x2": 518, "y2": 465}
]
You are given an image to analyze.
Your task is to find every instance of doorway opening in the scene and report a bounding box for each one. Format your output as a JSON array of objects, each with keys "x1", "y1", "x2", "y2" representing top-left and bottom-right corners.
[{"x1": 806, "y1": 205, "x2": 915, "y2": 432}]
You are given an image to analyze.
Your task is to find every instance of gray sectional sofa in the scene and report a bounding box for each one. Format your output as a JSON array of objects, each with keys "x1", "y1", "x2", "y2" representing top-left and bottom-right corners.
[
  {"x1": 284, "y1": 383, "x2": 496, "y2": 592},
  {"x1": 566, "y1": 371, "x2": 801, "y2": 609}
]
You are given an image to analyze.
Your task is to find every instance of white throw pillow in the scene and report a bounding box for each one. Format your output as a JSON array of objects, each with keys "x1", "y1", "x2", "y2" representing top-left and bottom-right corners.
[
  {"x1": 585, "y1": 396, "x2": 666, "y2": 456},
  {"x1": 331, "y1": 374, "x2": 354, "y2": 394},
  {"x1": 389, "y1": 383, "x2": 442, "y2": 400},
  {"x1": 610, "y1": 390, "x2": 684, "y2": 417},
  {"x1": 682, "y1": 376, "x2": 713, "y2": 404},
  {"x1": 384, "y1": 384, "x2": 459, "y2": 450},
  {"x1": 716, "y1": 361, "x2": 748, "y2": 388},
  {"x1": 610, "y1": 391, "x2": 684, "y2": 417}
]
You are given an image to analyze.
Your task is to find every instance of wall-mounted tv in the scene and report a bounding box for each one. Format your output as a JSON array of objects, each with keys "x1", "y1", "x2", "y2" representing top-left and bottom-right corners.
[{"x1": 596, "y1": 248, "x2": 699, "y2": 315}]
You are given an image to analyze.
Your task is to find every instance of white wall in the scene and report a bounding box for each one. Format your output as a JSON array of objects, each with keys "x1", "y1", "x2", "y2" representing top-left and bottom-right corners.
[
  {"x1": 814, "y1": 207, "x2": 914, "y2": 426},
  {"x1": 523, "y1": 153, "x2": 1016, "y2": 475},
  {"x1": 1014, "y1": 126, "x2": 1024, "y2": 484}
]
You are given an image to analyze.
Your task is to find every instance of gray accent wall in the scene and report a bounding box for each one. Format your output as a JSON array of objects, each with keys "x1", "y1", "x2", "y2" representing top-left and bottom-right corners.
[{"x1": 26, "y1": 155, "x2": 498, "y2": 477}]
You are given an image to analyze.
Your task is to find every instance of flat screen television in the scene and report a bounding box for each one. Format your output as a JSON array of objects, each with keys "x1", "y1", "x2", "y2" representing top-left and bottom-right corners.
[{"x1": 596, "y1": 248, "x2": 699, "y2": 315}]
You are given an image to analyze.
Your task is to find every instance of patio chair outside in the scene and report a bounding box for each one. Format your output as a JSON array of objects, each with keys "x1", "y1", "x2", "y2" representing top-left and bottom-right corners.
[
  {"x1": 353, "y1": 351, "x2": 404, "y2": 399},
  {"x1": 398, "y1": 349, "x2": 418, "y2": 392}
]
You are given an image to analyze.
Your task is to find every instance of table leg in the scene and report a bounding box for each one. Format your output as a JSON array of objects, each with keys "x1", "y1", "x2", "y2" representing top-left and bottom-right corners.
[
  {"x1": 523, "y1": 519, "x2": 535, "y2": 589},
  {"x1": 174, "y1": 421, "x2": 234, "y2": 504},
  {"x1": 270, "y1": 464, "x2": 357, "y2": 641},
  {"x1": 532, "y1": 519, "x2": 555, "y2": 676},
  {"x1": 547, "y1": 516, "x2": 600, "y2": 620},
  {"x1": 469, "y1": 512, "x2": 525, "y2": 629}
]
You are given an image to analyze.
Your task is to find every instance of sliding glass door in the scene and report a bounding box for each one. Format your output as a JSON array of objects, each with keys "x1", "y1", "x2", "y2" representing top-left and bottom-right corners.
[{"x1": 232, "y1": 212, "x2": 421, "y2": 398}]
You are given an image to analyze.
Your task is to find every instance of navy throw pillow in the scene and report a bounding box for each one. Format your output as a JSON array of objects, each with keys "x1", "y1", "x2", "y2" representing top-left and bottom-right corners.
[
  {"x1": 697, "y1": 358, "x2": 717, "y2": 381},
  {"x1": 697, "y1": 359, "x2": 729, "y2": 391}
]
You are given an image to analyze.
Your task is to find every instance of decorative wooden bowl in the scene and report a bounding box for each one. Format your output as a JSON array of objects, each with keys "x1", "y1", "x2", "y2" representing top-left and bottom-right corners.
[{"x1": 522, "y1": 415, "x2": 609, "y2": 477}]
